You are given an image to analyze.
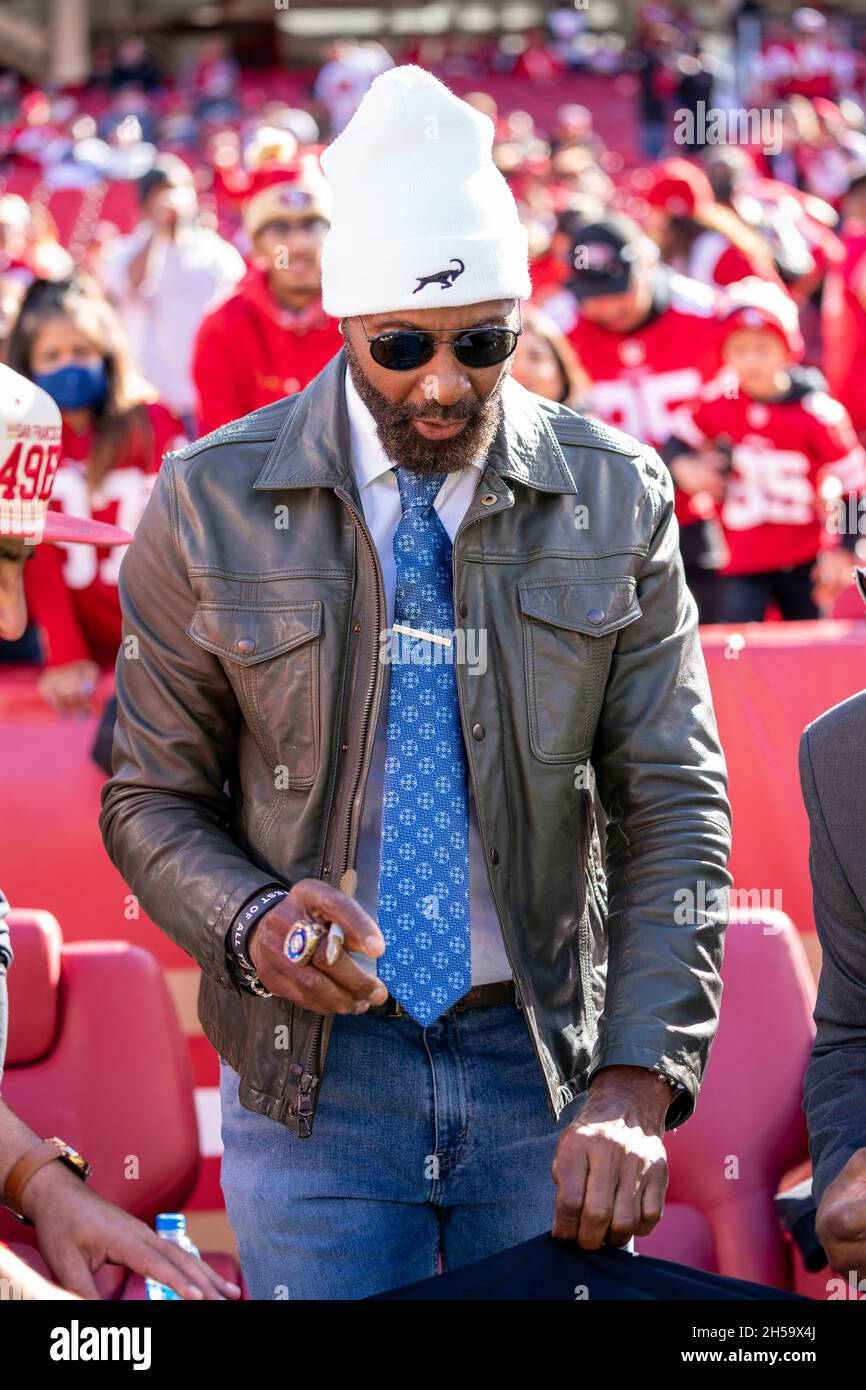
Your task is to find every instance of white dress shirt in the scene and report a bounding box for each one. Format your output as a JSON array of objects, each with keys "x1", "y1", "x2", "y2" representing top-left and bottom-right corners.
[{"x1": 344, "y1": 366, "x2": 513, "y2": 986}]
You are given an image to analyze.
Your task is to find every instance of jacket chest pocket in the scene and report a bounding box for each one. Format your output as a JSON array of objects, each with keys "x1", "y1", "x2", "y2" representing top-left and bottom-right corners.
[
  {"x1": 187, "y1": 601, "x2": 322, "y2": 787},
  {"x1": 518, "y1": 577, "x2": 641, "y2": 763}
]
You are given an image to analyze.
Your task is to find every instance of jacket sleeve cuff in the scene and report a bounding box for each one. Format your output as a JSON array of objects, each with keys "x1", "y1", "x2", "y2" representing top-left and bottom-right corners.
[{"x1": 586, "y1": 1043, "x2": 699, "y2": 1129}]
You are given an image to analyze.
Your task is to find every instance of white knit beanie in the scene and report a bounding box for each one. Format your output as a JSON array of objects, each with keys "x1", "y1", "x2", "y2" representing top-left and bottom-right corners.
[{"x1": 319, "y1": 65, "x2": 531, "y2": 317}]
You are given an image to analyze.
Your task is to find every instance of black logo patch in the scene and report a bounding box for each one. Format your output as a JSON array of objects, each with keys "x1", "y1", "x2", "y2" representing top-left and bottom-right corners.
[{"x1": 412, "y1": 258, "x2": 465, "y2": 294}]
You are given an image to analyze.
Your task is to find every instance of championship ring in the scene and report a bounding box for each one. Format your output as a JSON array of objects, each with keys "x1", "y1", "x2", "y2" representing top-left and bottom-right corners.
[{"x1": 283, "y1": 920, "x2": 326, "y2": 966}]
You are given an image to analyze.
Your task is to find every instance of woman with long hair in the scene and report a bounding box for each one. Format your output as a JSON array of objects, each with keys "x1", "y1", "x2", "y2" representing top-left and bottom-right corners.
[{"x1": 4, "y1": 274, "x2": 185, "y2": 713}]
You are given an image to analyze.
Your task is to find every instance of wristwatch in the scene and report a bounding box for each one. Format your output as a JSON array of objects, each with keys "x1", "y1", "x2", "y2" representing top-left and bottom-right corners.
[{"x1": 2, "y1": 1137, "x2": 92, "y2": 1225}]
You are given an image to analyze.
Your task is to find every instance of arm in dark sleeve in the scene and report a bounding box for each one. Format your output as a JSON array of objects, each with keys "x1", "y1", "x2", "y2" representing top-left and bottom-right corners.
[
  {"x1": 799, "y1": 725, "x2": 866, "y2": 1206},
  {"x1": 590, "y1": 449, "x2": 733, "y2": 1127},
  {"x1": 98, "y1": 457, "x2": 283, "y2": 990}
]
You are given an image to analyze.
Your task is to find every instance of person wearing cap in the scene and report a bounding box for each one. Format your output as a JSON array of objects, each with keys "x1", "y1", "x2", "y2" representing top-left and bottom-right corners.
[
  {"x1": 0, "y1": 365, "x2": 238, "y2": 1302},
  {"x1": 799, "y1": 596, "x2": 866, "y2": 1285},
  {"x1": 101, "y1": 66, "x2": 731, "y2": 1300},
  {"x1": 545, "y1": 211, "x2": 730, "y2": 621},
  {"x1": 640, "y1": 158, "x2": 782, "y2": 290},
  {"x1": 101, "y1": 154, "x2": 245, "y2": 426},
  {"x1": 664, "y1": 278, "x2": 866, "y2": 621},
  {"x1": 192, "y1": 153, "x2": 342, "y2": 435}
]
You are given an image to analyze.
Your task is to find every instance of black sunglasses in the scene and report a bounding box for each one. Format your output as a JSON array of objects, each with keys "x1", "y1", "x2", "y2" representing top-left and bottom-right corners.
[{"x1": 360, "y1": 307, "x2": 522, "y2": 371}]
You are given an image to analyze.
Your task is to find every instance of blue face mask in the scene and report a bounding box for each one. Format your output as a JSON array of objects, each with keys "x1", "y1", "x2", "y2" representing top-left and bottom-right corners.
[{"x1": 33, "y1": 361, "x2": 108, "y2": 412}]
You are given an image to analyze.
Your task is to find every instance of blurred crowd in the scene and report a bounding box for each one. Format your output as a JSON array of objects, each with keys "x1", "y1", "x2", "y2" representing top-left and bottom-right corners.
[{"x1": 2, "y1": 4, "x2": 866, "y2": 714}]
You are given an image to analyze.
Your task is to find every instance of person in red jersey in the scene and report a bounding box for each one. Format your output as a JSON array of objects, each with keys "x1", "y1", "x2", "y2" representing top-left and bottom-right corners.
[
  {"x1": 822, "y1": 171, "x2": 866, "y2": 438},
  {"x1": 639, "y1": 158, "x2": 783, "y2": 290},
  {"x1": 665, "y1": 279, "x2": 866, "y2": 622},
  {"x1": 192, "y1": 153, "x2": 343, "y2": 434},
  {"x1": 544, "y1": 213, "x2": 729, "y2": 621},
  {"x1": 4, "y1": 276, "x2": 186, "y2": 714}
]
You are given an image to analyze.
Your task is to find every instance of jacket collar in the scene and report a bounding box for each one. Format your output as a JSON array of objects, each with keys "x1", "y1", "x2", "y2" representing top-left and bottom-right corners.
[{"x1": 253, "y1": 346, "x2": 577, "y2": 496}]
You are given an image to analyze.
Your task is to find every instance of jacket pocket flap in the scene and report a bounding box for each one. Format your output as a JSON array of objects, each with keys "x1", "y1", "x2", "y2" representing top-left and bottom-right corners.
[
  {"x1": 187, "y1": 601, "x2": 322, "y2": 665},
  {"x1": 518, "y1": 577, "x2": 641, "y2": 637}
]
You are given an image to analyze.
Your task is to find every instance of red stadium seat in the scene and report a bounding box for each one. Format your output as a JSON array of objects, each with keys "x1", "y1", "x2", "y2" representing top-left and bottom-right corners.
[
  {"x1": 635, "y1": 908, "x2": 816, "y2": 1291},
  {"x1": 0, "y1": 909, "x2": 242, "y2": 1299}
]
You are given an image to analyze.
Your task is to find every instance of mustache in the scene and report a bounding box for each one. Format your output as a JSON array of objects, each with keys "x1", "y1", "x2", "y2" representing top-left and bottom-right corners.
[{"x1": 380, "y1": 396, "x2": 490, "y2": 427}]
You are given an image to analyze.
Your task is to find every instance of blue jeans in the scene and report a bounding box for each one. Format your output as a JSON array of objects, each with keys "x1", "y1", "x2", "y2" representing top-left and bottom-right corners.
[{"x1": 218, "y1": 1001, "x2": 580, "y2": 1299}]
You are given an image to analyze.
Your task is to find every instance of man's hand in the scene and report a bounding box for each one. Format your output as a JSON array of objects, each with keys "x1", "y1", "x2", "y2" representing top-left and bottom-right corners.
[
  {"x1": 811, "y1": 547, "x2": 855, "y2": 613},
  {"x1": 248, "y1": 877, "x2": 389, "y2": 1015},
  {"x1": 668, "y1": 449, "x2": 728, "y2": 502},
  {"x1": 37, "y1": 660, "x2": 100, "y2": 717},
  {"x1": 815, "y1": 1147, "x2": 866, "y2": 1282},
  {"x1": 21, "y1": 1162, "x2": 242, "y2": 1301},
  {"x1": 551, "y1": 1064, "x2": 671, "y2": 1249}
]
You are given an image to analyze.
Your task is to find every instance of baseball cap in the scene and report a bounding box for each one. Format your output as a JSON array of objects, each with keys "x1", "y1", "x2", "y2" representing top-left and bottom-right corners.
[
  {"x1": 643, "y1": 159, "x2": 715, "y2": 218},
  {"x1": 0, "y1": 364, "x2": 134, "y2": 546},
  {"x1": 567, "y1": 215, "x2": 646, "y2": 301},
  {"x1": 721, "y1": 278, "x2": 804, "y2": 360},
  {"x1": 242, "y1": 154, "x2": 332, "y2": 239}
]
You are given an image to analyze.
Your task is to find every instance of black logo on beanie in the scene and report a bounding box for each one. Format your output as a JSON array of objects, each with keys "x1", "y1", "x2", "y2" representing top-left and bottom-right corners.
[{"x1": 413, "y1": 258, "x2": 465, "y2": 294}]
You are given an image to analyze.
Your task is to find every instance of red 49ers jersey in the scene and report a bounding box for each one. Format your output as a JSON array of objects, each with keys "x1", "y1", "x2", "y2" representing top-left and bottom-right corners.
[
  {"x1": 564, "y1": 271, "x2": 728, "y2": 526},
  {"x1": 674, "y1": 375, "x2": 866, "y2": 575},
  {"x1": 23, "y1": 402, "x2": 186, "y2": 667}
]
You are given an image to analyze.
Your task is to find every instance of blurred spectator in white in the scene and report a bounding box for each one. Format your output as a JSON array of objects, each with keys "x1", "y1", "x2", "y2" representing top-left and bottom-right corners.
[
  {"x1": 314, "y1": 40, "x2": 394, "y2": 136},
  {"x1": 101, "y1": 154, "x2": 244, "y2": 425},
  {"x1": 0, "y1": 197, "x2": 33, "y2": 289},
  {"x1": 0, "y1": 273, "x2": 24, "y2": 354}
]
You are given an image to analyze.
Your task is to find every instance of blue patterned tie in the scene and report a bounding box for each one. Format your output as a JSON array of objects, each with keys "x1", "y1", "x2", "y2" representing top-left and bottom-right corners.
[{"x1": 376, "y1": 468, "x2": 471, "y2": 1025}]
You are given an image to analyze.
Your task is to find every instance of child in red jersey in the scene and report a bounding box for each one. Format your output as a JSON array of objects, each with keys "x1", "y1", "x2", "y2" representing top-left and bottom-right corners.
[
  {"x1": 4, "y1": 275, "x2": 186, "y2": 712},
  {"x1": 665, "y1": 280, "x2": 866, "y2": 622}
]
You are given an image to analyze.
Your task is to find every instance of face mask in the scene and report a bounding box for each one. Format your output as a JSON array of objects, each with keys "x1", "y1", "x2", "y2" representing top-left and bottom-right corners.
[{"x1": 33, "y1": 361, "x2": 108, "y2": 411}]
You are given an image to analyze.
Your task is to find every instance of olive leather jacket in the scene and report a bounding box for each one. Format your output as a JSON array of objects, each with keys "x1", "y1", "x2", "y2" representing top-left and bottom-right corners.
[{"x1": 100, "y1": 347, "x2": 732, "y2": 1139}]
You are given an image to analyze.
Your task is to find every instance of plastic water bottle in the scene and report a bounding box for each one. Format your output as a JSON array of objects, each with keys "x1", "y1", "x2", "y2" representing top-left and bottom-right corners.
[{"x1": 145, "y1": 1212, "x2": 201, "y2": 1300}]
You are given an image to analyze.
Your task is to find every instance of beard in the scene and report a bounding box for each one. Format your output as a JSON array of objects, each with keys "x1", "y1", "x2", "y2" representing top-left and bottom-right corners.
[{"x1": 342, "y1": 329, "x2": 506, "y2": 475}]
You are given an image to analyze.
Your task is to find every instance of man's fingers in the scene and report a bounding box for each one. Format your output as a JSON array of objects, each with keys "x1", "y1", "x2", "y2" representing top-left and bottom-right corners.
[
  {"x1": 141, "y1": 1237, "x2": 239, "y2": 1300},
  {"x1": 291, "y1": 878, "x2": 384, "y2": 955},
  {"x1": 309, "y1": 935, "x2": 388, "y2": 1003},
  {"x1": 551, "y1": 1144, "x2": 588, "y2": 1243},
  {"x1": 576, "y1": 1155, "x2": 617, "y2": 1250},
  {"x1": 51, "y1": 1251, "x2": 102, "y2": 1301},
  {"x1": 636, "y1": 1164, "x2": 666, "y2": 1236},
  {"x1": 279, "y1": 958, "x2": 371, "y2": 1014},
  {"x1": 607, "y1": 1160, "x2": 643, "y2": 1247}
]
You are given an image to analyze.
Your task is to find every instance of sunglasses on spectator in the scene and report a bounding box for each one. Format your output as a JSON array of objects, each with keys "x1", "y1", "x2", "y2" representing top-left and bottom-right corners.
[{"x1": 359, "y1": 306, "x2": 523, "y2": 371}]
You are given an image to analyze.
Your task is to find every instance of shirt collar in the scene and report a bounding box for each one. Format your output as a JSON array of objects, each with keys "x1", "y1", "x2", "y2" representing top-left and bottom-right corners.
[{"x1": 344, "y1": 365, "x2": 487, "y2": 492}]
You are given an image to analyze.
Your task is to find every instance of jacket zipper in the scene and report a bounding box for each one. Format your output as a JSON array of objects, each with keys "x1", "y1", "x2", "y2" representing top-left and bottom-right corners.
[
  {"x1": 450, "y1": 505, "x2": 563, "y2": 1121},
  {"x1": 296, "y1": 490, "x2": 385, "y2": 1135}
]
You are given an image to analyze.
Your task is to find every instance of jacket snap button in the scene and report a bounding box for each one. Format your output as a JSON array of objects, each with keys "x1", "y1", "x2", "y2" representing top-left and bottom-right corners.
[
  {"x1": 236, "y1": 638, "x2": 256, "y2": 655},
  {"x1": 490, "y1": 848, "x2": 500, "y2": 866},
  {"x1": 480, "y1": 492, "x2": 497, "y2": 506},
  {"x1": 472, "y1": 723, "x2": 485, "y2": 740},
  {"x1": 586, "y1": 609, "x2": 606, "y2": 625},
  {"x1": 459, "y1": 600, "x2": 468, "y2": 619}
]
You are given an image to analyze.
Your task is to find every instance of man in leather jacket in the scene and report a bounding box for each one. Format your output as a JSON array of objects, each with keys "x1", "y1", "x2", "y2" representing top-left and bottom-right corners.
[{"x1": 100, "y1": 67, "x2": 732, "y2": 1300}]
